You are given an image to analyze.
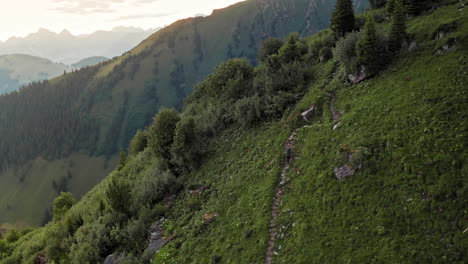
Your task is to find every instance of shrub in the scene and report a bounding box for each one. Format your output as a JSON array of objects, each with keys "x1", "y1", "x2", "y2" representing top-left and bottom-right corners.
[
  {"x1": 171, "y1": 117, "x2": 203, "y2": 172},
  {"x1": 333, "y1": 31, "x2": 361, "y2": 73},
  {"x1": 147, "y1": 108, "x2": 181, "y2": 162},
  {"x1": 106, "y1": 176, "x2": 131, "y2": 215},
  {"x1": 128, "y1": 130, "x2": 148, "y2": 156},
  {"x1": 52, "y1": 192, "x2": 76, "y2": 221},
  {"x1": 257, "y1": 38, "x2": 284, "y2": 62},
  {"x1": 233, "y1": 95, "x2": 263, "y2": 127}
]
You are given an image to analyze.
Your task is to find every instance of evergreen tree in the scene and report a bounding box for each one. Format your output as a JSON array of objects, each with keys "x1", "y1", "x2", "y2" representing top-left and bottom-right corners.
[
  {"x1": 278, "y1": 33, "x2": 301, "y2": 63},
  {"x1": 171, "y1": 117, "x2": 202, "y2": 172},
  {"x1": 357, "y1": 16, "x2": 379, "y2": 74},
  {"x1": 258, "y1": 38, "x2": 284, "y2": 62},
  {"x1": 370, "y1": 0, "x2": 387, "y2": 9},
  {"x1": 386, "y1": 0, "x2": 396, "y2": 14},
  {"x1": 147, "y1": 108, "x2": 181, "y2": 162},
  {"x1": 389, "y1": 0, "x2": 407, "y2": 52},
  {"x1": 106, "y1": 177, "x2": 131, "y2": 214},
  {"x1": 331, "y1": 0, "x2": 356, "y2": 39}
]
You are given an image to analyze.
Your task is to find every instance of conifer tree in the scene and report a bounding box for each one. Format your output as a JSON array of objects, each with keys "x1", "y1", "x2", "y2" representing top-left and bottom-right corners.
[
  {"x1": 357, "y1": 16, "x2": 379, "y2": 74},
  {"x1": 386, "y1": 0, "x2": 396, "y2": 14},
  {"x1": 389, "y1": 0, "x2": 407, "y2": 52},
  {"x1": 331, "y1": 0, "x2": 356, "y2": 39},
  {"x1": 370, "y1": 0, "x2": 387, "y2": 9}
]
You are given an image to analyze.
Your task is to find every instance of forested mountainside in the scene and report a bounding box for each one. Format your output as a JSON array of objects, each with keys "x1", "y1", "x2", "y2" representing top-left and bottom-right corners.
[
  {"x1": 72, "y1": 57, "x2": 109, "y2": 68},
  {"x1": 1, "y1": 0, "x2": 466, "y2": 263},
  {"x1": 0, "y1": 0, "x2": 368, "y2": 226}
]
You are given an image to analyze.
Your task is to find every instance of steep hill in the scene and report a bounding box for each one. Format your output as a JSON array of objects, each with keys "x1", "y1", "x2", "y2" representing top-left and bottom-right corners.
[
  {"x1": 72, "y1": 56, "x2": 109, "y2": 68},
  {"x1": 0, "y1": 1, "x2": 465, "y2": 263},
  {"x1": 0, "y1": 27, "x2": 158, "y2": 65},
  {"x1": 0, "y1": 54, "x2": 70, "y2": 94},
  {"x1": 0, "y1": 0, "x2": 368, "y2": 226}
]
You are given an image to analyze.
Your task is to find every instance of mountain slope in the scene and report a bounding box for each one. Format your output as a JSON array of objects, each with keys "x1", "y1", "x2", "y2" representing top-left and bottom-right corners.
[
  {"x1": 1, "y1": 1, "x2": 466, "y2": 263},
  {"x1": 0, "y1": 0, "x2": 368, "y2": 226},
  {"x1": 0, "y1": 54, "x2": 70, "y2": 94},
  {"x1": 0, "y1": 27, "x2": 158, "y2": 64},
  {"x1": 72, "y1": 56, "x2": 108, "y2": 68}
]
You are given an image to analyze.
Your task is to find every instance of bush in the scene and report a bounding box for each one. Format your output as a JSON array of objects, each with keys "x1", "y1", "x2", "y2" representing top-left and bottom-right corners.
[
  {"x1": 106, "y1": 176, "x2": 131, "y2": 215},
  {"x1": 233, "y1": 95, "x2": 263, "y2": 127},
  {"x1": 128, "y1": 130, "x2": 148, "y2": 156},
  {"x1": 52, "y1": 192, "x2": 76, "y2": 221},
  {"x1": 258, "y1": 38, "x2": 284, "y2": 62},
  {"x1": 333, "y1": 31, "x2": 361, "y2": 73},
  {"x1": 171, "y1": 117, "x2": 203, "y2": 172},
  {"x1": 147, "y1": 108, "x2": 181, "y2": 162}
]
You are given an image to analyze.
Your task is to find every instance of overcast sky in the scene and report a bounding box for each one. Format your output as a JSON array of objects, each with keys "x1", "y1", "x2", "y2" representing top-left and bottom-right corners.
[{"x1": 0, "y1": 0, "x2": 245, "y2": 41}]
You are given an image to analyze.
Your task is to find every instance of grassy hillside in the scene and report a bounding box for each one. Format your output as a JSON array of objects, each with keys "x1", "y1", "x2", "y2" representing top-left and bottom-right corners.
[
  {"x1": 1, "y1": 1, "x2": 465, "y2": 263},
  {"x1": 0, "y1": 0, "x2": 368, "y2": 226}
]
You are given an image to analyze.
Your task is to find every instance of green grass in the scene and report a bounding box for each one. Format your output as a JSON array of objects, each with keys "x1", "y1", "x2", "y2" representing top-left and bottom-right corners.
[
  {"x1": 273, "y1": 4, "x2": 468, "y2": 263},
  {"x1": 156, "y1": 124, "x2": 289, "y2": 263}
]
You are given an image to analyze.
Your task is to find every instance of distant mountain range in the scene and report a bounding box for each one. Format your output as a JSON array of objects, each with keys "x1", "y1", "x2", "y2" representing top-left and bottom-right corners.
[
  {"x1": 0, "y1": 54, "x2": 109, "y2": 94},
  {"x1": 0, "y1": 27, "x2": 159, "y2": 64}
]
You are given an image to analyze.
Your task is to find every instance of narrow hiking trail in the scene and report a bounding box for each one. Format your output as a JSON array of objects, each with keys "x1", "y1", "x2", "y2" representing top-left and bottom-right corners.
[{"x1": 265, "y1": 67, "x2": 339, "y2": 264}]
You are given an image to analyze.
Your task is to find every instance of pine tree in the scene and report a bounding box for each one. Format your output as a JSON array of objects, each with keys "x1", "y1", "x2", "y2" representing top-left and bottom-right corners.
[
  {"x1": 386, "y1": 0, "x2": 396, "y2": 14},
  {"x1": 370, "y1": 0, "x2": 387, "y2": 9},
  {"x1": 331, "y1": 0, "x2": 356, "y2": 39},
  {"x1": 357, "y1": 16, "x2": 379, "y2": 74},
  {"x1": 389, "y1": 0, "x2": 407, "y2": 52}
]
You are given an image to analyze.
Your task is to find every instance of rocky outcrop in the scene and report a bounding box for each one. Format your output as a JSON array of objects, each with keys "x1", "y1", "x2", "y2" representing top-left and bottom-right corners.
[
  {"x1": 334, "y1": 145, "x2": 369, "y2": 180},
  {"x1": 34, "y1": 254, "x2": 48, "y2": 264},
  {"x1": 334, "y1": 165, "x2": 356, "y2": 180},
  {"x1": 103, "y1": 253, "x2": 125, "y2": 264},
  {"x1": 435, "y1": 38, "x2": 458, "y2": 55},
  {"x1": 145, "y1": 219, "x2": 173, "y2": 254},
  {"x1": 301, "y1": 105, "x2": 317, "y2": 121},
  {"x1": 348, "y1": 66, "x2": 367, "y2": 84}
]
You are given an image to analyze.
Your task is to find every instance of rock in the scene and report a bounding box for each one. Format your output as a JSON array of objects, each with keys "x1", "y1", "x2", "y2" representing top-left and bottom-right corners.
[
  {"x1": 34, "y1": 254, "x2": 48, "y2": 264},
  {"x1": 333, "y1": 122, "x2": 341, "y2": 130},
  {"x1": 408, "y1": 41, "x2": 418, "y2": 52},
  {"x1": 334, "y1": 165, "x2": 356, "y2": 180},
  {"x1": 144, "y1": 219, "x2": 174, "y2": 255},
  {"x1": 434, "y1": 31, "x2": 445, "y2": 40},
  {"x1": 348, "y1": 66, "x2": 367, "y2": 84},
  {"x1": 301, "y1": 105, "x2": 316, "y2": 121},
  {"x1": 103, "y1": 253, "x2": 125, "y2": 264},
  {"x1": 202, "y1": 213, "x2": 219, "y2": 223},
  {"x1": 435, "y1": 38, "x2": 458, "y2": 55}
]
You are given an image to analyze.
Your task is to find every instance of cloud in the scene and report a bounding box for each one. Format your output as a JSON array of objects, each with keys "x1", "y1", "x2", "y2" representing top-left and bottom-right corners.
[{"x1": 50, "y1": 0, "x2": 127, "y2": 14}]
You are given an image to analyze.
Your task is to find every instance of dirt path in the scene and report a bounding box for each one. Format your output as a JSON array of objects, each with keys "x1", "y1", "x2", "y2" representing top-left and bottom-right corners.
[
  {"x1": 265, "y1": 67, "x2": 339, "y2": 264},
  {"x1": 330, "y1": 92, "x2": 341, "y2": 121},
  {"x1": 265, "y1": 131, "x2": 297, "y2": 264}
]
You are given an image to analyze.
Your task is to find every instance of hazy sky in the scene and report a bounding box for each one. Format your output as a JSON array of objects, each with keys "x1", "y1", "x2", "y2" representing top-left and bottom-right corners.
[{"x1": 0, "y1": 0, "x2": 245, "y2": 41}]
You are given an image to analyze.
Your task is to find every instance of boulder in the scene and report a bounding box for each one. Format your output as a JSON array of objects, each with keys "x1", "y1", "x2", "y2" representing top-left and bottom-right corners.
[
  {"x1": 34, "y1": 254, "x2": 48, "y2": 264},
  {"x1": 348, "y1": 66, "x2": 367, "y2": 84},
  {"x1": 144, "y1": 219, "x2": 174, "y2": 254},
  {"x1": 334, "y1": 165, "x2": 356, "y2": 180},
  {"x1": 103, "y1": 253, "x2": 125, "y2": 264},
  {"x1": 301, "y1": 105, "x2": 316, "y2": 121},
  {"x1": 408, "y1": 41, "x2": 418, "y2": 52},
  {"x1": 435, "y1": 38, "x2": 458, "y2": 55},
  {"x1": 202, "y1": 213, "x2": 219, "y2": 223}
]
